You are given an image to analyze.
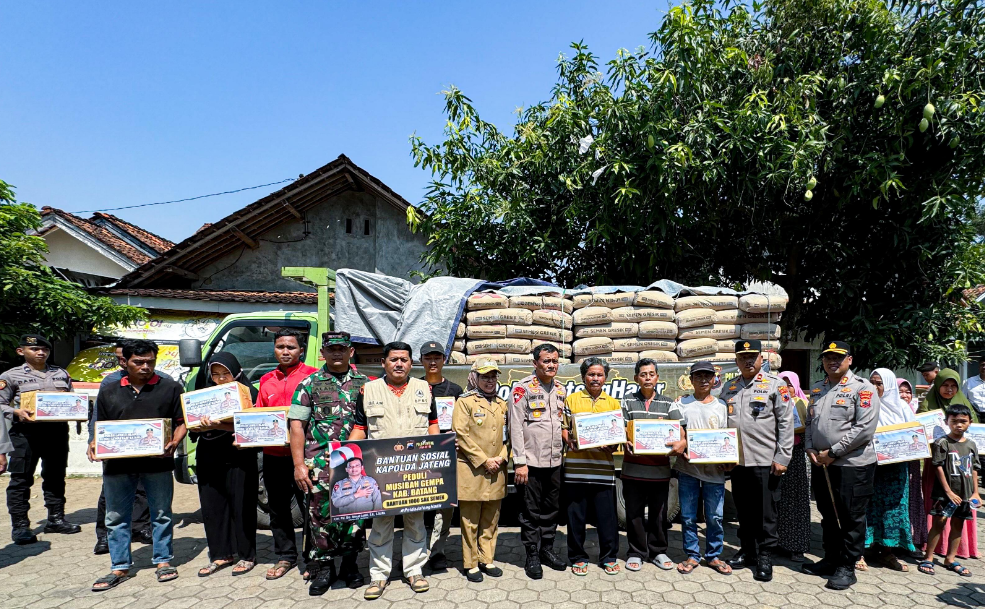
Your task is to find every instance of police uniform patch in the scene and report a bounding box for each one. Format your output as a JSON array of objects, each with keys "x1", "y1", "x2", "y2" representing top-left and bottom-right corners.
[
  {"x1": 0, "y1": 380, "x2": 6, "y2": 390},
  {"x1": 778, "y1": 386, "x2": 790, "y2": 401},
  {"x1": 835, "y1": 399, "x2": 847, "y2": 405},
  {"x1": 512, "y1": 386, "x2": 526, "y2": 403},
  {"x1": 859, "y1": 390, "x2": 873, "y2": 408},
  {"x1": 333, "y1": 483, "x2": 340, "y2": 492},
  {"x1": 811, "y1": 388, "x2": 821, "y2": 394},
  {"x1": 728, "y1": 403, "x2": 734, "y2": 415},
  {"x1": 728, "y1": 385, "x2": 737, "y2": 391}
]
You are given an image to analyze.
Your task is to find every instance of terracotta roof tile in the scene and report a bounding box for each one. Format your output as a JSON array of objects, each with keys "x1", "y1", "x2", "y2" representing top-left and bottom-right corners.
[
  {"x1": 41, "y1": 207, "x2": 153, "y2": 265},
  {"x1": 963, "y1": 285, "x2": 985, "y2": 302},
  {"x1": 103, "y1": 288, "x2": 325, "y2": 305},
  {"x1": 92, "y1": 212, "x2": 174, "y2": 253}
]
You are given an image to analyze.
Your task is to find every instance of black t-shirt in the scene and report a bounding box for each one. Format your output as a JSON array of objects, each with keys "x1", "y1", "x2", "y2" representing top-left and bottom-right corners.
[
  {"x1": 425, "y1": 377, "x2": 464, "y2": 400},
  {"x1": 96, "y1": 374, "x2": 184, "y2": 475}
]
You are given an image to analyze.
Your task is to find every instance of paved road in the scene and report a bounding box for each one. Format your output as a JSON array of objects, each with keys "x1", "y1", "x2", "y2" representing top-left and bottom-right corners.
[{"x1": 1, "y1": 478, "x2": 983, "y2": 608}]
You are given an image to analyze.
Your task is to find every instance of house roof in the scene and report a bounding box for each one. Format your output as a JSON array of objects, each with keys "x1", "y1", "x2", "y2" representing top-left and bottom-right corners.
[
  {"x1": 964, "y1": 285, "x2": 985, "y2": 302},
  {"x1": 39, "y1": 207, "x2": 157, "y2": 266},
  {"x1": 91, "y1": 213, "x2": 174, "y2": 254},
  {"x1": 117, "y1": 155, "x2": 413, "y2": 288},
  {"x1": 103, "y1": 288, "x2": 324, "y2": 305}
]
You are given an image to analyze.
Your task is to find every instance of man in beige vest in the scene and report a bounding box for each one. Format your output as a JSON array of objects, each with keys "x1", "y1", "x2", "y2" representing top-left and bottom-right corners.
[{"x1": 349, "y1": 341, "x2": 438, "y2": 600}]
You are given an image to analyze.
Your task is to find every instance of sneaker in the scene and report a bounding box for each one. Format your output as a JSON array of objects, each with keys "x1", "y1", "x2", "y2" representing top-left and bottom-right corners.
[{"x1": 826, "y1": 565, "x2": 857, "y2": 590}]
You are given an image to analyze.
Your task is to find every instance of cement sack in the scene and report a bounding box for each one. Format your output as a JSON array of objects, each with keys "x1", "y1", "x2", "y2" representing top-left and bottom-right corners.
[
  {"x1": 639, "y1": 350, "x2": 679, "y2": 362},
  {"x1": 466, "y1": 338, "x2": 531, "y2": 355},
  {"x1": 466, "y1": 308, "x2": 533, "y2": 325},
  {"x1": 738, "y1": 294, "x2": 788, "y2": 313},
  {"x1": 680, "y1": 354, "x2": 736, "y2": 363},
  {"x1": 677, "y1": 324, "x2": 741, "y2": 341},
  {"x1": 714, "y1": 309, "x2": 781, "y2": 324},
  {"x1": 504, "y1": 353, "x2": 534, "y2": 365},
  {"x1": 740, "y1": 323, "x2": 781, "y2": 340},
  {"x1": 572, "y1": 306, "x2": 613, "y2": 326},
  {"x1": 452, "y1": 339, "x2": 465, "y2": 352},
  {"x1": 466, "y1": 354, "x2": 506, "y2": 365},
  {"x1": 638, "y1": 321, "x2": 679, "y2": 339},
  {"x1": 449, "y1": 351, "x2": 467, "y2": 365},
  {"x1": 611, "y1": 338, "x2": 676, "y2": 352},
  {"x1": 572, "y1": 337, "x2": 614, "y2": 356},
  {"x1": 506, "y1": 325, "x2": 573, "y2": 342},
  {"x1": 766, "y1": 352, "x2": 782, "y2": 368},
  {"x1": 574, "y1": 352, "x2": 639, "y2": 365},
  {"x1": 530, "y1": 340, "x2": 573, "y2": 358},
  {"x1": 633, "y1": 290, "x2": 674, "y2": 309},
  {"x1": 760, "y1": 340, "x2": 781, "y2": 351},
  {"x1": 455, "y1": 322, "x2": 466, "y2": 339},
  {"x1": 675, "y1": 308, "x2": 716, "y2": 329},
  {"x1": 573, "y1": 322, "x2": 638, "y2": 339},
  {"x1": 572, "y1": 292, "x2": 636, "y2": 309},
  {"x1": 467, "y1": 292, "x2": 509, "y2": 311},
  {"x1": 676, "y1": 338, "x2": 718, "y2": 358},
  {"x1": 509, "y1": 295, "x2": 573, "y2": 314},
  {"x1": 466, "y1": 325, "x2": 507, "y2": 339},
  {"x1": 612, "y1": 306, "x2": 675, "y2": 323},
  {"x1": 717, "y1": 340, "x2": 736, "y2": 353},
  {"x1": 532, "y1": 309, "x2": 574, "y2": 329},
  {"x1": 674, "y1": 295, "x2": 738, "y2": 312}
]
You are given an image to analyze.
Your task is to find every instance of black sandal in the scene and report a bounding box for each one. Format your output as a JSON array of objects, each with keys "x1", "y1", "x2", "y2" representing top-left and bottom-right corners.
[
  {"x1": 92, "y1": 572, "x2": 128, "y2": 592},
  {"x1": 156, "y1": 565, "x2": 179, "y2": 582}
]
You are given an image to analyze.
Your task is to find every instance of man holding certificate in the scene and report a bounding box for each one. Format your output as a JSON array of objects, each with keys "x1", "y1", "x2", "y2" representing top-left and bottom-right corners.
[
  {"x1": 720, "y1": 340, "x2": 794, "y2": 582},
  {"x1": 803, "y1": 341, "x2": 880, "y2": 591}
]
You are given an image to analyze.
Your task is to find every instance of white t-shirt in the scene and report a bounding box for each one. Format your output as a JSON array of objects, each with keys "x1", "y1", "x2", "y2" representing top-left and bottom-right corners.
[
  {"x1": 962, "y1": 375, "x2": 985, "y2": 413},
  {"x1": 671, "y1": 395, "x2": 728, "y2": 484}
]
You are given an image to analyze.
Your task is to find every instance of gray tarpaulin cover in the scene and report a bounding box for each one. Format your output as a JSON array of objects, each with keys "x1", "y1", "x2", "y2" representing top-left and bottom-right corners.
[{"x1": 333, "y1": 268, "x2": 787, "y2": 359}]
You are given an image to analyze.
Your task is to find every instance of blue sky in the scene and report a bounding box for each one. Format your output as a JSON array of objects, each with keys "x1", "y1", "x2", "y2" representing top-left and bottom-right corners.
[{"x1": 2, "y1": 1, "x2": 665, "y2": 242}]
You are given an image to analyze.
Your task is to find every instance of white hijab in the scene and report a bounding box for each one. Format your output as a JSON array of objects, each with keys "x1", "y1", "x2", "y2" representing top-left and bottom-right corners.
[{"x1": 871, "y1": 368, "x2": 914, "y2": 426}]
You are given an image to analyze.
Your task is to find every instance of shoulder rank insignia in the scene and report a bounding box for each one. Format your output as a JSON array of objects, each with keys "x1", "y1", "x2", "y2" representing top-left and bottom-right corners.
[
  {"x1": 728, "y1": 384, "x2": 737, "y2": 391},
  {"x1": 811, "y1": 387, "x2": 821, "y2": 394},
  {"x1": 840, "y1": 376, "x2": 849, "y2": 385}
]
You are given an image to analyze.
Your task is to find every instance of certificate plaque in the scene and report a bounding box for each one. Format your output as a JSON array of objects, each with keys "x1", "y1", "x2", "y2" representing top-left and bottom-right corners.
[
  {"x1": 627, "y1": 419, "x2": 681, "y2": 455},
  {"x1": 873, "y1": 421, "x2": 931, "y2": 465},
  {"x1": 685, "y1": 428, "x2": 740, "y2": 464},
  {"x1": 95, "y1": 418, "x2": 172, "y2": 459},
  {"x1": 234, "y1": 408, "x2": 289, "y2": 447},
  {"x1": 182, "y1": 382, "x2": 254, "y2": 429},
  {"x1": 19, "y1": 391, "x2": 90, "y2": 422},
  {"x1": 915, "y1": 410, "x2": 949, "y2": 443}
]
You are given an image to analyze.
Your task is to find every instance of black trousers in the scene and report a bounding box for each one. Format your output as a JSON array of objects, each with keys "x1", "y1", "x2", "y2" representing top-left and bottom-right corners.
[
  {"x1": 6, "y1": 422, "x2": 69, "y2": 515},
  {"x1": 197, "y1": 440, "x2": 259, "y2": 562},
  {"x1": 566, "y1": 483, "x2": 619, "y2": 565},
  {"x1": 517, "y1": 465, "x2": 561, "y2": 554},
  {"x1": 731, "y1": 465, "x2": 782, "y2": 555},
  {"x1": 811, "y1": 463, "x2": 875, "y2": 566},
  {"x1": 96, "y1": 483, "x2": 150, "y2": 540},
  {"x1": 263, "y1": 453, "x2": 303, "y2": 562},
  {"x1": 622, "y1": 479, "x2": 670, "y2": 560}
]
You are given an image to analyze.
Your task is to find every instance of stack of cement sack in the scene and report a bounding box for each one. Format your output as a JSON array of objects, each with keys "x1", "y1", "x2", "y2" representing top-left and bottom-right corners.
[
  {"x1": 461, "y1": 291, "x2": 573, "y2": 365},
  {"x1": 572, "y1": 290, "x2": 679, "y2": 364},
  {"x1": 675, "y1": 293, "x2": 787, "y2": 364}
]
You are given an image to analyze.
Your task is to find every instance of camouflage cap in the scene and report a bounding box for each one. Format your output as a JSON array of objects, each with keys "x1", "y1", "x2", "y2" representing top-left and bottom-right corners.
[{"x1": 321, "y1": 331, "x2": 352, "y2": 346}]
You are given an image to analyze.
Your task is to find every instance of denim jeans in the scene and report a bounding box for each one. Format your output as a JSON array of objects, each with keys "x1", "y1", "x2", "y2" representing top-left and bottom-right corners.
[
  {"x1": 104, "y1": 471, "x2": 174, "y2": 571},
  {"x1": 677, "y1": 473, "x2": 725, "y2": 561}
]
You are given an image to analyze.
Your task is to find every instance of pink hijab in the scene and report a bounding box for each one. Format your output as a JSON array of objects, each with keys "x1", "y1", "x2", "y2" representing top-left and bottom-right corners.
[
  {"x1": 897, "y1": 378, "x2": 919, "y2": 413},
  {"x1": 777, "y1": 371, "x2": 807, "y2": 400}
]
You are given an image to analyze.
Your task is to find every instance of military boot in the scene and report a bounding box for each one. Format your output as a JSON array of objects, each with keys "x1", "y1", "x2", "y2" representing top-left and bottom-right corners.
[
  {"x1": 43, "y1": 508, "x2": 82, "y2": 534},
  {"x1": 11, "y1": 513, "x2": 38, "y2": 545}
]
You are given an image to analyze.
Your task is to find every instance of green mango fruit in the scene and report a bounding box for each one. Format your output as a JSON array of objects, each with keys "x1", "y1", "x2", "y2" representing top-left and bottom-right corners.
[
  {"x1": 806, "y1": 176, "x2": 817, "y2": 190},
  {"x1": 919, "y1": 118, "x2": 929, "y2": 132},
  {"x1": 923, "y1": 103, "x2": 936, "y2": 120},
  {"x1": 874, "y1": 94, "x2": 885, "y2": 109},
  {"x1": 804, "y1": 190, "x2": 814, "y2": 202},
  {"x1": 949, "y1": 135, "x2": 960, "y2": 149}
]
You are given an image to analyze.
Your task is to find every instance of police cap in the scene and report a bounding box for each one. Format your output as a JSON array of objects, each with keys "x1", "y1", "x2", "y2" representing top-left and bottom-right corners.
[
  {"x1": 916, "y1": 360, "x2": 940, "y2": 372},
  {"x1": 19, "y1": 334, "x2": 52, "y2": 349},
  {"x1": 821, "y1": 341, "x2": 851, "y2": 356},
  {"x1": 735, "y1": 340, "x2": 762, "y2": 354}
]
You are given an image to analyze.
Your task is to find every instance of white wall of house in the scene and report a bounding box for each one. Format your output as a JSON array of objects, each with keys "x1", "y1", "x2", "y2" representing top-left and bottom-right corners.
[{"x1": 43, "y1": 228, "x2": 132, "y2": 279}]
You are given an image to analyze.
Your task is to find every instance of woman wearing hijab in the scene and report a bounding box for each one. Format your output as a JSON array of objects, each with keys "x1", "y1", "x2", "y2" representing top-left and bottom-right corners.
[
  {"x1": 860, "y1": 368, "x2": 916, "y2": 571},
  {"x1": 194, "y1": 352, "x2": 260, "y2": 577},
  {"x1": 921, "y1": 369, "x2": 979, "y2": 559},
  {"x1": 897, "y1": 378, "x2": 928, "y2": 552},
  {"x1": 776, "y1": 371, "x2": 811, "y2": 561},
  {"x1": 452, "y1": 358, "x2": 508, "y2": 583}
]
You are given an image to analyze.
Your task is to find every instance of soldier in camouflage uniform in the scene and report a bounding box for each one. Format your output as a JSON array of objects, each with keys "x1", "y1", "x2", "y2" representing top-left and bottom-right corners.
[{"x1": 288, "y1": 331, "x2": 367, "y2": 595}]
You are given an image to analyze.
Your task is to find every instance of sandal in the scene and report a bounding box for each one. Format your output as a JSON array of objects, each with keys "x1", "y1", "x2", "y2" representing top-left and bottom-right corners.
[
  {"x1": 944, "y1": 561, "x2": 972, "y2": 577},
  {"x1": 155, "y1": 565, "x2": 178, "y2": 583},
  {"x1": 876, "y1": 552, "x2": 907, "y2": 572},
  {"x1": 603, "y1": 561, "x2": 620, "y2": 575},
  {"x1": 626, "y1": 557, "x2": 643, "y2": 572},
  {"x1": 918, "y1": 560, "x2": 935, "y2": 575},
  {"x1": 364, "y1": 580, "x2": 388, "y2": 600},
  {"x1": 706, "y1": 558, "x2": 732, "y2": 575},
  {"x1": 855, "y1": 556, "x2": 868, "y2": 571},
  {"x1": 653, "y1": 553, "x2": 674, "y2": 570},
  {"x1": 198, "y1": 559, "x2": 234, "y2": 577},
  {"x1": 409, "y1": 575, "x2": 429, "y2": 593},
  {"x1": 92, "y1": 571, "x2": 128, "y2": 592},
  {"x1": 232, "y1": 560, "x2": 255, "y2": 576},
  {"x1": 571, "y1": 561, "x2": 589, "y2": 576},
  {"x1": 266, "y1": 560, "x2": 296, "y2": 580},
  {"x1": 677, "y1": 558, "x2": 699, "y2": 575}
]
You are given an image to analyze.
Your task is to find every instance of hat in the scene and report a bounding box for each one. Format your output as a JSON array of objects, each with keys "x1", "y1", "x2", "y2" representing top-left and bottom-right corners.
[
  {"x1": 821, "y1": 341, "x2": 851, "y2": 356},
  {"x1": 689, "y1": 361, "x2": 716, "y2": 375},
  {"x1": 471, "y1": 358, "x2": 501, "y2": 374},
  {"x1": 19, "y1": 334, "x2": 52, "y2": 349},
  {"x1": 916, "y1": 360, "x2": 940, "y2": 372},
  {"x1": 321, "y1": 331, "x2": 351, "y2": 346},
  {"x1": 735, "y1": 340, "x2": 762, "y2": 354},
  {"x1": 420, "y1": 341, "x2": 445, "y2": 357}
]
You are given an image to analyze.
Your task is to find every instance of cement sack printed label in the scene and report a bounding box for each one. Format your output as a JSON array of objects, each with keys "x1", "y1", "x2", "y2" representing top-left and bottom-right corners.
[
  {"x1": 452, "y1": 340, "x2": 465, "y2": 352},
  {"x1": 612, "y1": 306, "x2": 675, "y2": 323},
  {"x1": 633, "y1": 290, "x2": 675, "y2": 309},
  {"x1": 574, "y1": 353, "x2": 638, "y2": 364},
  {"x1": 506, "y1": 325, "x2": 572, "y2": 342},
  {"x1": 674, "y1": 295, "x2": 738, "y2": 312},
  {"x1": 680, "y1": 354, "x2": 737, "y2": 363},
  {"x1": 714, "y1": 309, "x2": 780, "y2": 324},
  {"x1": 572, "y1": 337, "x2": 614, "y2": 355},
  {"x1": 717, "y1": 341, "x2": 736, "y2": 353},
  {"x1": 739, "y1": 323, "x2": 781, "y2": 340},
  {"x1": 509, "y1": 295, "x2": 573, "y2": 314},
  {"x1": 466, "y1": 354, "x2": 506, "y2": 365},
  {"x1": 530, "y1": 340, "x2": 573, "y2": 358},
  {"x1": 760, "y1": 340, "x2": 781, "y2": 351},
  {"x1": 674, "y1": 308, "x2": 717, "y2": 329},
  {"x1": 466, "y1": 338, "x2": 531, "y2": 355},
  {"x1": 571, "y1": 306, "x2": 613, "y2": 325},
  {"x1": 532, "y1": 309, "x2": 574, "y2": 329},
  {"x1": 448, "y1": 351, "x2": 467, "y2": 365},
  {"x1": 676, "y1": 338, "x2": 718, "y2": 358},
  {"x1": 504, "y1": 353, "x2": 534, "y2": 364},
  {"x1": 573, "y1": 322, "x2": 639, "y2": 339},
  {"x1": 611, "y1": 338, "x2": 676, "y2": 352},
  {"x1": 639, "y1": 350, "x2": 680, "y2": 362},
  {"x1": 572, "y1": 292, "x2": 636, "y2": 309},
  {"x1": 638, "y1": 321, "x2": 679, "y2": 339},
  {"x1": 466, "y1": 325, "x2": 507, "y2": 339},
  {"x1": 738, "y1": 294, "x2": 789, "y2": 313},
  {"x1": 456, "y1": 323, "x2": 466, "y2": 339},
  {"x1": 467, "y1": 292, "x2": 509, "y2": 310},
  {"x1": 466, "y1": 308, "x2": 533, "y2": 325},
  {"x1": 676, "y1": 324, "x2": 741, "y2": 340}
]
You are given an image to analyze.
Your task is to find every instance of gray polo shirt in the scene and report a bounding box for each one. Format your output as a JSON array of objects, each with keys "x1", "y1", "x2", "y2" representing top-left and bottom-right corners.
[{"x1": 721, "y1": 370, "x2": 794, "y2": 467}]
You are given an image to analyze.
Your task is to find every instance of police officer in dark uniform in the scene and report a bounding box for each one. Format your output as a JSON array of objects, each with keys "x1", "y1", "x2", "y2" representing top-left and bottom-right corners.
[{"x1": 0, "y1": 335, "x2": 82, "y2": 544}]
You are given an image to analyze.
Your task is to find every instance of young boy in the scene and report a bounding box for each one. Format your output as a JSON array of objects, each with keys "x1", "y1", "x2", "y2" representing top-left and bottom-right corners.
[
  {"x1": 920, "y1": 403, "x2": 981, "y2": 577},
  {"x1": 670, "y1": 361, "x2": 732, "y2": 575}
]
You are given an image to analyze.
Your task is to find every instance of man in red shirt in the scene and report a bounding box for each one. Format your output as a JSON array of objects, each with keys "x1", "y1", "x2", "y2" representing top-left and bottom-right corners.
[{"x1": 256, "y1": 328, "x2": 318, "y2": 580}]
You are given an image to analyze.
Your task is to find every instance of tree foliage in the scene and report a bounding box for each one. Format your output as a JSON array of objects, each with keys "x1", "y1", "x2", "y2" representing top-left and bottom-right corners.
[
  {"x1": 0, "y1": 179, "x2": 146, "y2": 363},
  {"x1": 410, "y1": 0, "x2": 985, "y2": 368}
]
